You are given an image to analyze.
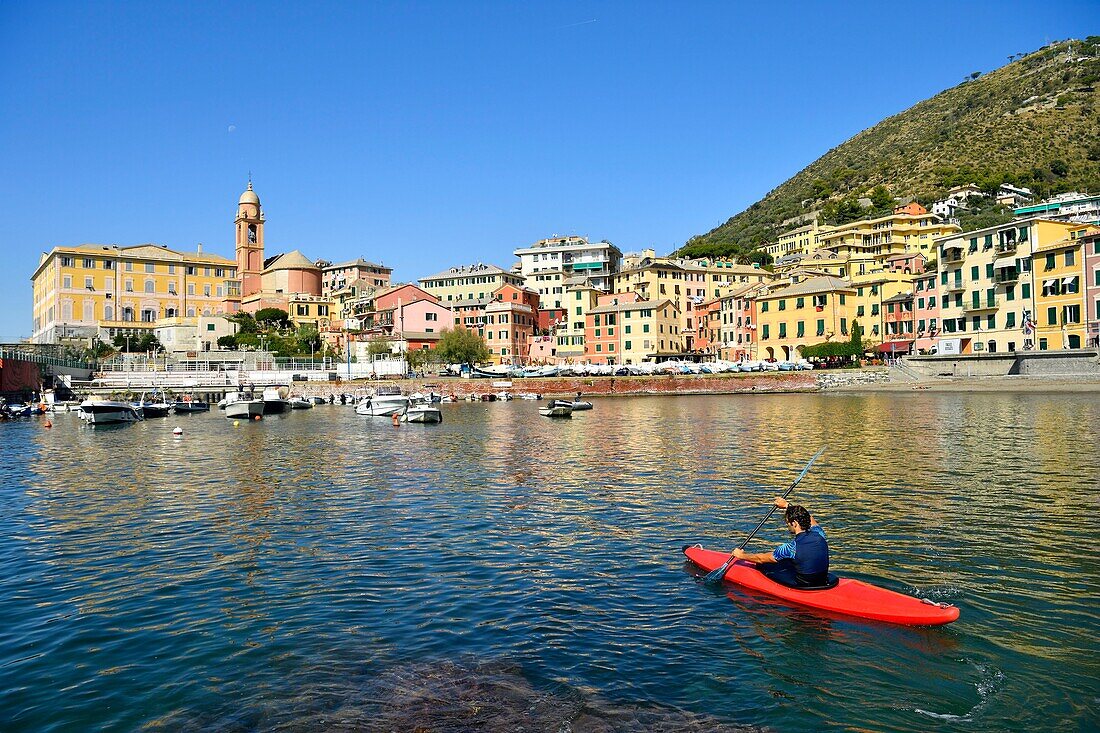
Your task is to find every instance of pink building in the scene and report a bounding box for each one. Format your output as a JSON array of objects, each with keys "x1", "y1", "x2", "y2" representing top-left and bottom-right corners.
[
  {"x1": 912, "y1": 270, "x2": 941, "y2": 354},
  {"x1": 721, "y1": 282, "x2": 764, "y2": 361},
  {"x1": 884, "y1": 252, "x2": 927, "y2": 275},
  {"x1": 1081, "y1": 227, "x2": 1100, "y2": 347},
  {"x1": 880, "y1": 292, "x2": 914, "y2": 355}
]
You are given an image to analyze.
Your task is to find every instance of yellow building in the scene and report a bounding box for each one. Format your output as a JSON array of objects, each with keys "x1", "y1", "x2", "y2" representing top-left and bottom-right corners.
[
  {"x1": 585, "y1": 296, "x2": 681, "y2": 364},
  {"x1": 557, "y1": 281, "x2": 603, "y2": 361},
  {"x1": 419, "y1": 263, "x2": 524, "y2": 304},
  {"x1": 817, "y1": 204, "x2": 960, "y2": 268},
  {"x1": 31, "y1": 243, "x2": 236, "y2": 344},
  {"x1": 1033, "y1": 232, "x2": 1087, "y2": 350},
  {"x1": 763, "y1": 219, "x2": 832, "y2": 260},
  {"x1": 935, "y1": 218, "x2": 1078, "y2": 354},
  {"x1": 756, "y1": 275, "x2": 856, "y2": 361},
  {"x1": 288, "y1": 293, "x2": 334, "y2": 331},
  {"x1": 612, "y1": 255, "x2": 772, "y2": 351}
]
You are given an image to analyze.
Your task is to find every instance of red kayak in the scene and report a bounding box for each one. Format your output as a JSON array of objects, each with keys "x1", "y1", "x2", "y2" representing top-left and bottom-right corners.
[{"x1": 684, "y1": 544, "x2": 959, "y2": 626}]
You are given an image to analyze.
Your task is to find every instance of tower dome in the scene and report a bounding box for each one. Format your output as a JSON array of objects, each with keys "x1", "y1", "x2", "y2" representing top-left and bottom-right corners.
[{"x1": 239, "y1": 180, "x2": 260, "y2": 206}]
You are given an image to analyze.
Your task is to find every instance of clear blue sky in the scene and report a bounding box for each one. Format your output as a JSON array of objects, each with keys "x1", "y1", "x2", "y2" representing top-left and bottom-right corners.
[{"x1": 1, "y1": 1, "x2": 1095, "y2": 340}]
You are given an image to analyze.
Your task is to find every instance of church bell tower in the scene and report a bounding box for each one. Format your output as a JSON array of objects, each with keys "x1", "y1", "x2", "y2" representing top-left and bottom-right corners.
[{"x1": 235, "y1": 179, "x2": 265, "y2": 300}]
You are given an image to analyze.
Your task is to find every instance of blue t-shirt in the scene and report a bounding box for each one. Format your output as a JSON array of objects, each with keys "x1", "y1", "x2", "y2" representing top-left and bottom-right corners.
[{"x1": 772, "y1": 525, "x2": 826, "y2": 562}]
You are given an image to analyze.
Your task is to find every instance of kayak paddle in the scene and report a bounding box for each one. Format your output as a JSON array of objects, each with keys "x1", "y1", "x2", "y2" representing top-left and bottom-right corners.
[{"x1": 703, "y1": 445, "x2": 827, "y2": 585}]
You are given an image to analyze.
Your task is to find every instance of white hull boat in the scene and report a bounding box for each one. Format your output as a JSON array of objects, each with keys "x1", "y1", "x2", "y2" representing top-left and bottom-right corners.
[
  {"x1": 539, "y1": 400, "x2": 573, "y2": 418},
  {"x1": 403, "y1": 405, "x2": 443, "y2": 423},
  {"x1": 80, "y1": 400, "x2": 144, "y2": 425},
  {"x1": 355, "y1": 395, "x2": 410, "y2": 417},
  {"x1": 223, "y1": 390, "x2": 265, "y2": 419}
]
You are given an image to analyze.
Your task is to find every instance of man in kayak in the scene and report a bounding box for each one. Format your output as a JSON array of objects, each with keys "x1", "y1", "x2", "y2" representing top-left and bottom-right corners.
[{"x1": 731, "y1": 497, "x2": 830, "y2": 588}]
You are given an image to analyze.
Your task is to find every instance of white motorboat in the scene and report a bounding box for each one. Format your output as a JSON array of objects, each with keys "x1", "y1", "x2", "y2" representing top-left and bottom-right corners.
[
  {"x1": 288, "y1": 396, "x2": 313, "y2": 409},
  {"x1": 403, "y1": 405, "x2": 443, "y2": 423},
  {"x1": 133, "y1": 390, "x2": 173, "y2": 418},
  {"x1": 261, "y1": 385, "x2": 291, "y2": 414},
  {"x1": 539, "y1": 400, "x2": 573, "y2": 418},
  {"x1": 224, "y1": 391, "x2": 265, "y2": 420},
  {"x1": 79, "y1": 400, "x2": 144, "y2": 425},
  {"x1": 495, "y1": 391, "x2": 513, "y2": 401},
  {"x1": 355, "y1": 387, "x2": 409, "y2": 417},
  {"x1": 518, "y1": 392, "x2": 541, "y2": 400},
  {"x1": 570, "y1": 400, "x2": 593, "y2": 410}
]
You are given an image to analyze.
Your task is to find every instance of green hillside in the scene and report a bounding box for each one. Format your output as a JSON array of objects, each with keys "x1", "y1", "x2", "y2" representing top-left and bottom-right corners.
[{"x1": 679, "y1": 38, "x2": 1100, "y2": 262}]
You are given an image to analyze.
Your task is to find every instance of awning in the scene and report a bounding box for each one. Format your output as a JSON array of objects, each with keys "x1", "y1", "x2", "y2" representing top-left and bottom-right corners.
[
  {"x1": 1062, "y1": 276, "x2": 1076, "y2": 285},
  {"x1": 992, "y1": 256, "x2": 1017, "y2": 268},
  {"x1": 875, "y1": 340, "x2": 913, "y2": 353}
]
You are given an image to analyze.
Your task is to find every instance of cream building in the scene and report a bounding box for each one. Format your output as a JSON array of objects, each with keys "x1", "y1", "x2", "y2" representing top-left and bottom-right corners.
[
  {"x1": 419, "y1": 263, "x2": 524, "y2": 304},
  {"x1": 513, "y1": 235, "x2": 622, "y2": 306},
  {"x1": 817, "y1": 204, "x2": 960, "y2": 268},
  {"x1": 154, "y1": 315, "x2": 238, "y2": 353},
  {"x1": 31, "y1": 243, "x2": 236, "y2": 344}
]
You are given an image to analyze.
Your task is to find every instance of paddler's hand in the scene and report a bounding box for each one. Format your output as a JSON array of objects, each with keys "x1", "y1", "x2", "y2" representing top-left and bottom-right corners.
[
  {"x1": 774, "y1": 497, "x2": 789, "y2": 510},
  {"x1": 732, "y1": 548, "x2": 746, "y2": 560}
]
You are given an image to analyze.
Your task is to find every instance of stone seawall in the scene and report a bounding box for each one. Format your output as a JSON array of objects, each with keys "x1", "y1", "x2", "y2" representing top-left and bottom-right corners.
[{"x1": 301, "y1": 372, "x2": 820, "y2": 398}]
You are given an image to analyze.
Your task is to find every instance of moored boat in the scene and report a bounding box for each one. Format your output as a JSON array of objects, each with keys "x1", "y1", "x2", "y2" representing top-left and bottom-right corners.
[
  {"x1": 355, "y1": 387, "x2": 409, "y2": 417},
  {"x1": 261, "y1": 385, "x2": 291, "y2": 414},
  {"x1": 79, "y1": 399, "x2": 144, "y2": 425},
  {"x1": 539, "y1": 400, "x2": 573, "y2": 418},
  {"x1": 223, "y1": 391, "x2": 265, "y2": 420},
  {"x1": 403, "y1": 404, "x2": 443, "y2": 423}
]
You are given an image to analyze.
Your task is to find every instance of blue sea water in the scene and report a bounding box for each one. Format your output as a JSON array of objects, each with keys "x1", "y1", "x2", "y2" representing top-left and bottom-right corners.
[{"x1": 1, "y1": 392, "x2": 1097, "y2": 731}]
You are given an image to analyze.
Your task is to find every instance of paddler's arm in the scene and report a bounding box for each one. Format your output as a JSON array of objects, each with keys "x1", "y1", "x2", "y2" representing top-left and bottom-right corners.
[{"x1": 732, "y1": 548, "x2": 776, "y2": 563}]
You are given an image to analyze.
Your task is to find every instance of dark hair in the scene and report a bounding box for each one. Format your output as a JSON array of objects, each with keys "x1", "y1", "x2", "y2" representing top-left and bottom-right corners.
[{"x1": 785, "y1": 505, "x2": 812, "y2": 531}]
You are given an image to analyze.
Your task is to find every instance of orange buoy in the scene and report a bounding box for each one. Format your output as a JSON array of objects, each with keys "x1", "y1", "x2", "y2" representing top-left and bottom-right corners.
[
  {"x1": 44, "y1": 420, "x2": 53, "y2": 429},
  {"x1": 253, "y1": 415, "x2": 262, "y2": 421},
  {"x1": 392, "y1": 413, "x2": 400, "y2": 427}
]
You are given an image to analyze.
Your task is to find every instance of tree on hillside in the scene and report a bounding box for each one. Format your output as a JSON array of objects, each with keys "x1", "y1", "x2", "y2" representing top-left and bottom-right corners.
[
  {"x1": 434, "y1": 328, "x2": 490, "y2": 366},
  {"x1": 230, "y1": 312, "x2": 258, "y2": 334},
  {"x1": 255, "y1": 308, "x2": 290, "y2": 328},
  {"x1": 868, "y1": 185, "x2": 895, "y2": 215}
]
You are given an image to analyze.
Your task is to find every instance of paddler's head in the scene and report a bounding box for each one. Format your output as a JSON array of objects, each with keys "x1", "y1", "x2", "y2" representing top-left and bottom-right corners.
[{"x1": 784, "y1": 505, "x2": 812, "y2": 535}]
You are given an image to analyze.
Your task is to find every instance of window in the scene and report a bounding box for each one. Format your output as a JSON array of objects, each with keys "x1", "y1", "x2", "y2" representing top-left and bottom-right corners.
[
  {"x1": 840, "y1": 318, "x2": 848, "y2": 335},
  {"x1": 857, "y1": 305, "x2": 865, "y2": 317},
  {"x1": 595, "y1": 344, "x2": 602, "y2": 352},
  {"x1": 779, "y1": 300, "x2": 786, "y2": 311},
  {"x1": 762, "y1": 324, "x2": 770, "y2": 339},
  {"x1": 987, "y1": 314, "x2": 995, "y2": 329},
  {"x1": 971, "y1": 265, "x2": 980, "y2": 281},
  {"x1": 929, "y1": 296, "x2": 936, "y2": 308},
  {"x1": 1047, "y1": 306, "x2": 1057, "y2": 325},
  {"x1": 624, "y1": 340, "x2": 632, "y2": 350},
  {"x1": 203, "y1": 285, "x2": 211, "y2": 297},
  {"x1": 816, "y1": 319, "x2": 825, "y2": 336},
  {"x1": 104, "y1": 260, "x2": 113, "y2": 270},
  {"x1": 625, "y1": 325, "x2": 631, "y2": 334},
  {"x1": 63, "y1": 275, "x2": 72, "y2": 288},
  {"x1": 1045, "y1": 254, "x2": 1055, "y2": 270},
  {"x1": 1064, "y1": 304, "x2": 1081, "y2": 324},
  {"x1": 84, "y1": 277, "x2": 93, "y2": 289},
  {"x1": 986, "y1": 263, "x2": 994, "y2": 278},
  {"x1": 840, "y1": 294, "x2": 846, "y2": 305},
  {"x1": 643, "y1": 324, "x2": 650, "y2": 333},
  {"x1": 426, "y1": 312, "x2": 437, "y2": 321},
  {"x1": 1065, "y1": 250, "x2": 1075, "y2": 267},
  {"x1": 1006, "y1": 312, "x2": 1016, "y2": 328},
  {"x1": 796, "y1": 297, "x2": 804, "y2": 308},
  {"x1": 83, "y1": 258, "x2": 94, "y2": 268},
  {"x1": 917, "y1": 297, "x2": 925, "y2": 309},
  {"x1": 207, "y1": 323, "x2": 216, "y2": 331},
  {"x1": 779, "y1": 323, "x2": 786, "y2": 338},
  {"x1": 145, "y1": 263, "x2": 155, "y2": 273},
  {"x1": 761, "y1": 301, "x2": 769, "y2": 312},
  {"x1": 796, "y1": 321, "x2": 805, "y2": 337},
  {"x1": 145, "y1": 280, "x2": 155, "y2": 293},
  {"x1": 1005, "y1": 286, "x2": 1015, "y2": 302},
  {"x1": 1021, "y1": 283, "x2": 1030, "y2": 299},
  {"x1": 168, "y1": 264, "x2": 175, "y2": 274}
]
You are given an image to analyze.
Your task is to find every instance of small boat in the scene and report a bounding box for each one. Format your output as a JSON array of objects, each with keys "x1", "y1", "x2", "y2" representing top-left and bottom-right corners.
[
  {"x1": 495, "y1": 391, "x2": 513, "y2": 401},
  {"x1": 539, "y1": 400, "x2": 573, "y2": 418},
  {"x1": 79, "y1": 399, "x2": 144, "y2": 425},
  {"x1": 223, "y1": 390, "x2": 265, "y2": 420},
  {"x1": 307, "y1": 396, "x2": 327, "y2": 405},
  {"x1": 288, "y1": 396, "x2": 313, "y2": 410},
  {"x1": 173, "y1": 395, "x2": 210, "y2": 413},
  {"x1": 403, "y1": 404, "x2": 443, "y2": 423},
  {"x1": 355, "y1": 387, "x2": 409, "y2": 417},
  {"x1": 518, "y1": 393, "x2": 541, "y2": 400},
  {"x1": 570, "y1": 400, "x2": 593, "y2": 411},
  {"x1": 440, "y1": 395, "x2": 457, "y2": 403},
  {"x1": 261, "y1": 385, "x2": 291, "y2": 414},
  {"x1": 133, "y1": 391, "x2": 173, "y2": 418},
  {"x1": 682, "y1": 545, "x2": 959, "y2": 626}
]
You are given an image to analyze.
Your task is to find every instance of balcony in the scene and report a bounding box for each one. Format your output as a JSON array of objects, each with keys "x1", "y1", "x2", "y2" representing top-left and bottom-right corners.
[
  {"x1": 963, "y1": 297, "x2": 999, "y2": 313},
  {"x1": 942, "y1": 247, "x2": 964, "y2": 263},
  {"x1": 944, "y1": 280, "x2": 966, "y2": 292},
  {"x1": 993, "y1": 268, "x2": 1019, "y2": 284},
  {"x1": 995, "y1": 240, "x2": 1017, "y2": 254}
]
